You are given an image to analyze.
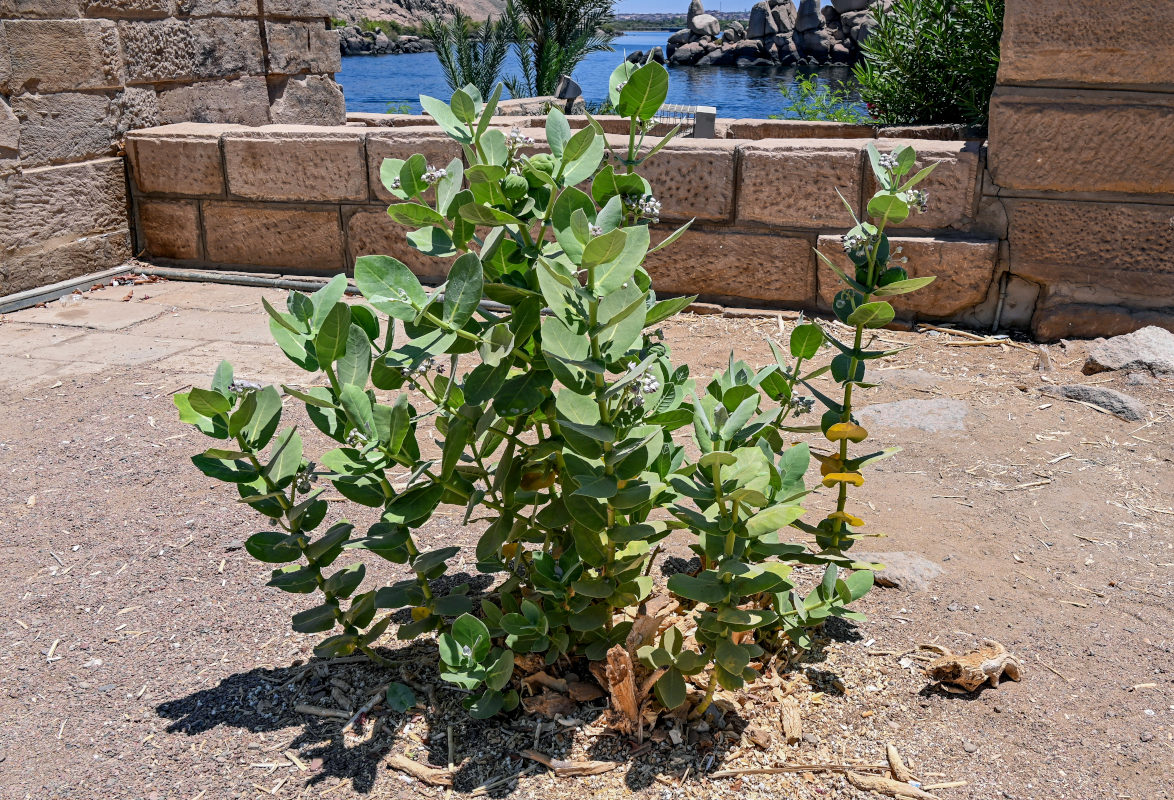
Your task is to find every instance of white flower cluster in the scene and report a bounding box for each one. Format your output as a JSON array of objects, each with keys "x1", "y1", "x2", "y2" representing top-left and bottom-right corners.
[
  {"x1": 345, "y1": 430, "x2": 367, "y2": 447},
  {"x1": 878, "y1": 152, "x2": 899, "y2": 171},
  {"x1": 589, "y1": 224, "x2": 603, "y2": 237},
  {"x1": 623, "y1": 368, "x2": 660, "y2": 409},
  {"x1": 624, "y1": 193, "x2": 662, "y2": 224},
  {"x1": 228, "y1": 379, "x2": 262, "y2": 395},
  {"x1": 295, "y1": 462, "x2": 318, "y2": 493},
  {"x1": 788, "y1": 395, "x2": 815, "y2": 417},
  {"x1": 423, "y1": 165, "x2": 447, "y2": 185},
  {"x1": 841, "y1": 231, "x2": 871, "y2": 254},
  {"x1": 909, "y1": 189, "x2": 929, "y2": 213},
  {"x1": 507, "y1": 127, "x2": 534, "y2": 148},
  {"x1": 402, "y1": 356, "x2": 444, "y2": 379}
]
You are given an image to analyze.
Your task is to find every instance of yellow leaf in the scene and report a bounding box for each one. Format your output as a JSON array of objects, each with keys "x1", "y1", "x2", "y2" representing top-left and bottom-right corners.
[
  {"x1": 828, "y1": 511, "x2": 865, "y2": 527},
  {"x1": 818, "y1": 456, "x2": 843, "y2": 477},
  {"x1": 822, "y1": 472, "x2": 865, "y2": 488},
  {"x1": 410, "y1": 606, "x2": 430, "y2": 621},
  {"x1": 825, "y1": 422, "x2": 868, "y2": 443}
]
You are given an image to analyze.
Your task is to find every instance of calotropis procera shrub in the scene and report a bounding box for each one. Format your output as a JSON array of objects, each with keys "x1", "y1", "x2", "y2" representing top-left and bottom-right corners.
[{"x1": 176, "y1": 62, "x2": 938, "y2": 720}]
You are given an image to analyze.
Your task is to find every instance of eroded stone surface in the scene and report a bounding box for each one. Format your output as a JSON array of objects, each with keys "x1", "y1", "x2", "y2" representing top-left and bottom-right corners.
[
  {"x1": 644, "y1": 229, "x2": 815, "y2": 305},
  {"x1": 13, "y1": 92, "x2": 116, "y2": 167},
  {"x1": 137, "y1": 198, "x2": 200, "y2": 260},
  {"x1": 737, "y1": 140, "x2": 863, "y2": 228},
  {"x1": 1044, "y1": 384, "x2": 1148, "y2": 422},
  {"x1": 265, "y1": 20, "x2": 340, "y2": 75},
  {"x1": 989, "y1": 88, "x2": 1174, "y2": 195},
  {"x1": 622, "y1": 136, "x2": 736, "y2": 223},
  {"x1": 203, "y1": 201, "x2": 344, "y2": 273},
  {"x1": 268, "y1": 74, "x2": 345, "y2": 125},
  {"x1": 3, "y1": 19, "x2": 123, "y2": 93},
  {"x1": 128, "y1": 124, "x2": 230, "y2": 196},
  {"x1": 1, "y1": 157, "x2": 127, "y2": 256},
  {"x1": 156, "y1": 75, "x2": 270, "y2": 125},
  {"x1": 223, "y1": 129, "x2": 366, "y2": 202},
  {"x1": 366, "y1": 130, "x2": 462, "y2": 203},
  {"x1": 865, "y1": 139, "x2": 982, "y2": 231},
  {"x1": 855, "y1": 551, "x2": 943, "y2": 592},
  {"x1": 816, "y1": 235, "x2": 998, "y2": 318}
]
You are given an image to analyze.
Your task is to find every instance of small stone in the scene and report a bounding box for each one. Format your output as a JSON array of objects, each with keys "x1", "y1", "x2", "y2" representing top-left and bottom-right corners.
[
  {"x1": 1044, "y1": 384, "x2": 1148, "y2": 422},
  {"x1": 993, "y1": 705, "x2": 1004, "y2": 713},
  {"x1": 857, "y1": 551, "x2": 944, "y2": 592},
  {"x1": 947, "y1": 603, "x2": 961, "y2": 612},
  {"x1": 802, "y1": 733, "x2": 819, "y2": 745},
  {"x1": 225, "y1": 540, "x2": 243, "y2": 551},
  {"x1": 1140, "y1": 732, "x2": 1155, "y2": 742},
  {"x1": 1083, "y1": 326, "x2": 1174, "y2": 377},
  {"x1": 963, "y1": 741, "x2": 978, "y2": 754},
  {"x1": 668, "y1": 727, "x2": 683, "y2": 745},
  {"x1": 857, "y1": 398, "x2": 971, "y2": 433}
]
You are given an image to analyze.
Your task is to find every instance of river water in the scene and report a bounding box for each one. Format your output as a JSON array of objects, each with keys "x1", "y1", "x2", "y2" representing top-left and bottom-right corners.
[{"x1": 336, "y1": 31, "x2": 859, "y2": 120}]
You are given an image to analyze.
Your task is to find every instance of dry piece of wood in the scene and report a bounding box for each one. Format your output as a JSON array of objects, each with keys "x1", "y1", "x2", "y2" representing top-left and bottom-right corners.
[
  {"x1": 847, "y1": 771, "x2": 941, "y2": 800},
  {"x1": 386, "y1": 755, "x2": 453, "y2": 786},
  {"x1": 922, "y1": 781, "x2": 968, "y2": 790},
  {"x1": 342, "y1": 684, "x2": 389, "y2": 733},
  {"x1": 925, "y1": 639, "x2": 1023, "y2": 692},
  {"x1": 710, "y1": 764, "x2": 890, "y2": 778},
  {"x1": 522, "y1": 671, "x2": 568, "y2": 694},
  {"x1": 604, "y1": 644, "x2": 640, "y2": 734},
  {"x1": 470, "y1": 764, "x2": 539, "y2": 796},
  {"x1": 625, "y1": 613, "x2": 665, "y2": 656},
  {"x1": 293, "y1": 704, "x2": 349, "y2": 720},
  {"x1": 780, "y1": 696, "x2": 802, "y2": 743},
  {"x1": 886, "y1": 744, "x2": 914, "y2": 782},
  {"x1": 520, "y1": 749, "x2": 619, "y2": 777}
]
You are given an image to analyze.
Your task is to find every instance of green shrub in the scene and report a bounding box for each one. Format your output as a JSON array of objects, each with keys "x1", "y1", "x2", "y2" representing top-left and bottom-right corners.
[
  {"x1": 176, "y1": 63, "x2": 937, "y2": 721},
  {"x1": 853, "y1": 0, "x2": 1004, "y2": 128},
  {"x1": 423, "y1": 8, "x2": 514, "y2": 98},
  {"x1": 772, "y1": 73, "x2": 872, "y2": 124}
]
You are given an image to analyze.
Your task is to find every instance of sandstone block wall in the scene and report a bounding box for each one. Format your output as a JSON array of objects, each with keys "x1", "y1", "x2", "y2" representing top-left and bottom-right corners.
[
  {"x1": 126, "y1": 121, "x2": 1001, "y2": 326},
  {"x1": 986, "y1": 0, "x2": 1174, "y2": 340},
  {"x1": 0, "y1": 0, "x2": 344, "y2": 295}
]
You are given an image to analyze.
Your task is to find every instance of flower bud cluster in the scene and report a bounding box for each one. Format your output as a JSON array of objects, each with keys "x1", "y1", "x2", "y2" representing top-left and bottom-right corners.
[
  {"x1": 624, "y1": 194, "x2": 662, "y2": 224},
  {"x1": 228, "y1": 379, "x2": 262, "y2": 395}
]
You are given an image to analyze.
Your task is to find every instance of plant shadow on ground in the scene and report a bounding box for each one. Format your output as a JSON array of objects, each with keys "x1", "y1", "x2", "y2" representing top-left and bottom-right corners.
[{"x1": 155, "y1": 568, "x2": 866, "y2": 796}]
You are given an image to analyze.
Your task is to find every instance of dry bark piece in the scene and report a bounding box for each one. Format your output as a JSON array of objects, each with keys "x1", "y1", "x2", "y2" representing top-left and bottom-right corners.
[
  {"x1": 847, "y1": 771, "x2": 940, "y2": 800},
  {"x1": 386, "y1": 755, "x2": 453, "y2": 786},
  {"x1": 886, "y1": 744, "x2": 914, "y2": 782},
  {"x1": 520, "y1": 749, "x2": 619, "y2": 777},
  {"x1": 513, "y1": 653, "x2": 547, "y2": 675},
  {"x1": 780, "y1": 696, "x2": 802, "y2": 743},
  {"x1": 926, "y1": 639, "x2": 1023, "y2": 692},
  {"x1": 521, "y1": 690, "x2": 577, "y2": 718},
  {"x1": 522, "y1": 671, "x2": 568, "y2": 694},
  {"x1": 625, "y1": 613, "x2": 665, "y2": 656},
  {"x1": 744, "y1": 723, "x2": 772, "y2": 749},
  {"x1": 604, "y1": 644, "x2": 640, "y2": 733},
  {"x1": 567, "y1": 680, "x2": 605, "y2": 702}
]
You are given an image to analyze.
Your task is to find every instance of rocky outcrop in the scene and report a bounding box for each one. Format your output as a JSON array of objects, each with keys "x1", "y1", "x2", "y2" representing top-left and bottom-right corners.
[
  {"x1": 338, "y1": 26, "x2": 436, "y2": 56},
  {"x1": 667, "y1": 0, "x2": 879, "y2": 68}
]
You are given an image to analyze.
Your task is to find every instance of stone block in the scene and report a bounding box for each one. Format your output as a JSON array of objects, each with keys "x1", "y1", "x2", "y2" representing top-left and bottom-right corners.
[
  {"x1": 610, "y1": 136, "x2": 736, "y2": 223},
  {"x1": 1033, "y1": 302, "x2": 1174, "y2": 343},
  {"x1": 736, "y1": 139, "x2": 864, "y2": 228},
  {"x1": 176, "y1": 0, "x2": 258, "y2": 14},
  {"x1": 85, "y1": 0, "x2": 174, "y2": 18},
  {"x1": 367, "y1": 129, "x2": 463, "y2": 202},
  {"x1": 815, "y1": 235, "x2": 998, "y2": 318},
  {"x1": 132, "y1": 308, "x2": 275, "y2": 344},
  {"x1": 157, "y1": 75, "x2": 270, "y2": 125},
  {"x1": 1006, "y1": 200, "x2": 1174, "y2": 303},
  {"x1": 0, "y1": 230, "x2": 131, "y2": 296},
  {"x1": 346, "y1": 207, "x2": 450, "y2": 283},
  {"x1": 0, "y1": 158, "x2": 127, "y2": 258},
  {"x1": 115, "y1": 85, "x2": 160, "y2": 134},
  {"x1": 13, "y1": 296, "x2": 165, "y2": 330},
  {"x1": 118, "y1": 18, "x2": 263, "y2": 84},
  {"x1": 223, "y1": 128, "x2": 367, "y2": 202},
  {"x1": 127, "y1": 123, "x2": 230, "y2": 196},
  {"x1": 265, "y1": 20, "x2": 341, "y2": 75},
  {"x1": 203, "y1": 201, "x2": 345, "y2": 273},
  {"x1": 263, "y1": 0, "x2": 336, "y2": 16},
  {"x1": 268, "y1": 74, "x2": 346, "y2": 125},
  {"x1": 0, "y1": 0, "x2": 82, "y2": 18},
  {"x1": 644, "y1": 229, "x2": 816, "y2": 306},
  {"x1": 3, "y1": 19, "x2": 122, "y2": 94},
  {"x1": 864, "y1": 139, "x2": 982, "y2": 230},
  {"x1": 29, "y1": 330, "x2": 194, "y2": 365},
  {"x1": 137, "y1": 198, "x2": 200, "y2": 260},
  {"x1": 0, "y1": 23, "x2": 9, "y2": 96},
  {"x1": 727, "y1": 119, "x2": 876, "y2": 140},
  {"x1": 0, "y1": 97, "x2": 18, "y2": 154},
  {"x1": 989, "y1": 88, "x2": 1174, "y2": 196},
  {"x1": 998, "y1": 0, "x2": 1174, "y2": 91},
  {"x1": 13, "y1": 92, "x2": 117, "y2": 168}
]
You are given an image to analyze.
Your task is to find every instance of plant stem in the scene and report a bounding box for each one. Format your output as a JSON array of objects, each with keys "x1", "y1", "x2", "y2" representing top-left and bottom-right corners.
[{"x1": 689, "y1": 668, "x2": 719, "y2": 719}]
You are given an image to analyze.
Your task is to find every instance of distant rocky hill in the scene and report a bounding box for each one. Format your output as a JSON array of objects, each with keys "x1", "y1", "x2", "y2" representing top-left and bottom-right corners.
[{"x1": 335, "y1": 0, "x2": 506, "y2": 25}]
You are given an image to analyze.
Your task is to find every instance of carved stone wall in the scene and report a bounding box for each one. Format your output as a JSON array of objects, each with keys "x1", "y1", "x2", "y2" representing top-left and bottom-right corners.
[{"x1": 0, "y1": 0, "x2": 345, "y2": 295}]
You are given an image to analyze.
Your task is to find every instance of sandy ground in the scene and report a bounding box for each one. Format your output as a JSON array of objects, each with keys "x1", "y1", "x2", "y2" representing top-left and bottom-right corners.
[{"x1": 0, "y1": 275, "x2": 1171, "y2": 800}]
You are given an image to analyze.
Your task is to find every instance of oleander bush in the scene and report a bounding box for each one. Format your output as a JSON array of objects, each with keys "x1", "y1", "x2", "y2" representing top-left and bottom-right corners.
[
  {"x1": 176, "y1": 62, "x2": 938, "y2": 720},
  {"x1": 854, "y1": 0, "x2": 1004, "y2": 128}
]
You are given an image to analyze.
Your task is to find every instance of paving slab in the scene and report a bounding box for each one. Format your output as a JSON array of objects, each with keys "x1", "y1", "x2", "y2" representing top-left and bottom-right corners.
[
  {"x1": 857, "y1": 398, "x2": 971, "y2": 433},
  {"x1": 30, "y1": 332, "x2": 196, "y2": 366},
  {"x1": 88, "y1": 281, "x2": 288, "y2": 311},
  {"x1": 0, "y1": 323, "x2": 88, "y2": 356},
  {"x1": 0, "y1": 355, "x2": 105, "y2": 390},
  {"x1": 129, "y1": 309, "x2": 275, "y2": 345},
  {"x1": 9, "y1": 298, "x2": 167, "y2": 331},
  {"x1": 149, "y1": 340, "x2": 302, "y2": 385}
]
